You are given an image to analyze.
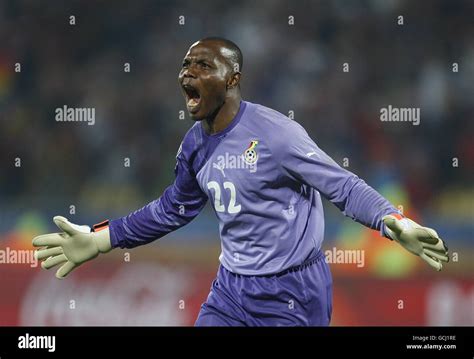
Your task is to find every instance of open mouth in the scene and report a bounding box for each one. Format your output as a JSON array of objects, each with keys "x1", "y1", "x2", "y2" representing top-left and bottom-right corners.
[{"x1": 182, "y1": 84, "x2": 201, "y2": 112}]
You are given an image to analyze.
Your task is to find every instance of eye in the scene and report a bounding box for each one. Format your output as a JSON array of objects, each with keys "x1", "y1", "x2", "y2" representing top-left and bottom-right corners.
[
  {"x1": 198, "y1": 61, "x2": 211, "y2": 69},
  {"x1": 182, "y1": 60, "x2": 189, "y2": 68}
]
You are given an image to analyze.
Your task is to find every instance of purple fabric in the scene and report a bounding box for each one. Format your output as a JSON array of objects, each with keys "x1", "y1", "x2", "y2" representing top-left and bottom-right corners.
[
  {"x1": 109, "y1": 100, "x2": 399, "y2": 275},
  {"x1": 195, "y1": 249, "x2": 332, "y2": 326}
]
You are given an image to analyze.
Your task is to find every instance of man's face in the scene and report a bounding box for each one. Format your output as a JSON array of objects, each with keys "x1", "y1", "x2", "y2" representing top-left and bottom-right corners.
[{"x1": 178, "y1": 41, "x2": 232, "y2": 121}]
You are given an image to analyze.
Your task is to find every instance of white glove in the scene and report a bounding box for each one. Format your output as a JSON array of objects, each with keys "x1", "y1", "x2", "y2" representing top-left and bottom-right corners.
[
  {"x1": 383, "y1": 214, "x2": 449, "y2": 271},
  {"x1": 32, "y1": 216, "x2": 112, "y2": 279}
]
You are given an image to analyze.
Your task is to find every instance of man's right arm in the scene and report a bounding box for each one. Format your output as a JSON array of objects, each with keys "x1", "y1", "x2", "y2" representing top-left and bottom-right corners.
[
  {"x1": 32, "y1": 140, "x2": 207, "y2": 279},
  {"x1": 109, "y1": 152, "x2": 208, "y2": 249}
]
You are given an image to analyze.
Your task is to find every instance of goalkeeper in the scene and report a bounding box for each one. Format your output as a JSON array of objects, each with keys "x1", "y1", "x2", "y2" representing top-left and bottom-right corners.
[{"x1": 33, "y1": 37, "x2": 448, "y2": 326}]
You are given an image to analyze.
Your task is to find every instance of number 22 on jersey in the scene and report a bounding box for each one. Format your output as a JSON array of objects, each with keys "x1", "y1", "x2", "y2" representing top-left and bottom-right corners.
[{"x1": 207, "y1": 181, "x2": 241, "y2": 214}]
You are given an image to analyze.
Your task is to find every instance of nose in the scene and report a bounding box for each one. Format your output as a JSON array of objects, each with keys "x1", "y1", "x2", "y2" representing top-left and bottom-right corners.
[{"x1": 181, "y1": 66, "x2": 197, "y2": 80}]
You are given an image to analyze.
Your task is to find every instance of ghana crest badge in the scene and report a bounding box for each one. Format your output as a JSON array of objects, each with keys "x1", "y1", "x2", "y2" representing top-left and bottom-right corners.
[{"x1": 243, "y1": 140, "x2": 259, "y2": 165}]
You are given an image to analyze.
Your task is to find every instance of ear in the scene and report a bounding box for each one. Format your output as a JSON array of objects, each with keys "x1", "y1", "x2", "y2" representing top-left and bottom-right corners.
[{"x1": 227, "y1": 72, "x2": 241, "y2": 89}]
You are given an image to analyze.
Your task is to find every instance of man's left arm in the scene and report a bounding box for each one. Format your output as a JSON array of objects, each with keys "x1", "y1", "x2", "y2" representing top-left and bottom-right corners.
[{"x1": 275, "y1": 121, "x2": 449, "y2": 270}]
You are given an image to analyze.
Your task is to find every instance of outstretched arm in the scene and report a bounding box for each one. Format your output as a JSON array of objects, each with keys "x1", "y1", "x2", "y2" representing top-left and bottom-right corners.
[
  {"x1": 275, "y1": 121, "x2": 448, "y2": 270},
  {"x1": 32, "y1": 150, "x2": 207, "y2": 278}
]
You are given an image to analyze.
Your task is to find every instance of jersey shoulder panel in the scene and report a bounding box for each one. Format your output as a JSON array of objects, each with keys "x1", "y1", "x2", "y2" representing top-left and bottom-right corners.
[
  {"x1": 179, "y1": 120, "x2": 224, "y2": 176},
  {"x1": 177, "y1": 122, "x2": 208, "y2": 175},
  {"x1": 179, "y1": 122, "x2": 202, "y2": 160},
  {"x1": 242, "y1": 102, "x2": 309, "y2": 156}
]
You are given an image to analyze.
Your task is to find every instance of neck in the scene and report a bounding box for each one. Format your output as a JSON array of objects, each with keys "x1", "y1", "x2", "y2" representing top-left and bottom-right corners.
[{"x1": 202, "y1": 94, "x2": 241, "y2": 135}]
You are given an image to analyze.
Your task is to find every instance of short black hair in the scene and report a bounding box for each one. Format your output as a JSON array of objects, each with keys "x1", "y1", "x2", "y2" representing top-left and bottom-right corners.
[{"x1": 199, "y1": 37, "x2": 243, "y2": 72}]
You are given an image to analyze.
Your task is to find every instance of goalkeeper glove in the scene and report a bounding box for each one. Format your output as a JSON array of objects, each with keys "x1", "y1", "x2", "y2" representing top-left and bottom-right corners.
[
  {"x1": 383, "y1": 214, "x2": 449, "y2": 271},
  {"x1": 32, "y1": 216, "x2": 112, "y2": 279}
]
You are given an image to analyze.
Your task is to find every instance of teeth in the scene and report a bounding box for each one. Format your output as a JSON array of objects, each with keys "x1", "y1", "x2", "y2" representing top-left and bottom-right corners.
[{"x1": 188, "y1": 98, "x2": 199, "y2": 107}]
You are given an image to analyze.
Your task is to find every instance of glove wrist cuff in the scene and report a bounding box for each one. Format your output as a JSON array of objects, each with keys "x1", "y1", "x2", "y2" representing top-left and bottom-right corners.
[
  {"x1": 389, "y1": 213, "x2": 405, "y2": 220},
  {"x1": 92, "y1": 220, "x2": 112, "y2": 253}
]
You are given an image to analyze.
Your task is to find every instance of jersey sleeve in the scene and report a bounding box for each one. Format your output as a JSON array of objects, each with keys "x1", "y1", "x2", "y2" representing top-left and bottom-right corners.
[
  {"x1": 108, "y1": 145, "x2": 208, "y2": 249},
  {"x1": 273, "y1": 121, "x2": 398, "y2": 235}
]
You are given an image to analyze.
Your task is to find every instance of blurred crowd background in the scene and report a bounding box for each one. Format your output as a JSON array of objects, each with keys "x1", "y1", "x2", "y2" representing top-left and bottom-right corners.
[{"x1": 0, "y1": 0, "x2": 472, "y2": 326}]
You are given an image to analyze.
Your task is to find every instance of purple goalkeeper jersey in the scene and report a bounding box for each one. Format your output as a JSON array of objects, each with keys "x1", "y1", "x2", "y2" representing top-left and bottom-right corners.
[{"x1": 109, "y1": 101, "x2": 397, "y2": 275}]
